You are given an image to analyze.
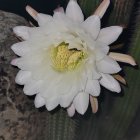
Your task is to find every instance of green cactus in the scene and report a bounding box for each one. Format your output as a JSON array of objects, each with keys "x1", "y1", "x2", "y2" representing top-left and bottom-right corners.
[{"x1": 44, "y1": 109, "x2": 79, "y2": 140}]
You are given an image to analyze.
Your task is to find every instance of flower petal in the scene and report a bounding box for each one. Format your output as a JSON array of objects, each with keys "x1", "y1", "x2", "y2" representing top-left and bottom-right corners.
[
  {"x1": 14, "y1": 26, "x2": 49, "y2": 40},
  {"x1": 12, "y1": 51, "x2": 46, "y2": 70},
  {"x1": 96, "y1": 56, "x2": 121, "y2": 74},
  {"x1": 54, "y1": 7, "x2": 64, "y2": 13},
  {"x1": 109, "y1": 52, "x2": 136, "y2": 66},
  {"x1": 37, "y1": 13, "x2": 52, "y2": 26},
  {"x1": 113, "y1": 74, "x2": 126, "y2": 85},
  {"x1": 95, "y1": 42, "x2": 109, "y2": 60},
  {"x1": 97, "y1": 26, "x2": 123, "y2": 45},
  {"x1": 13, "y1": 26, "x2": 31, "y2": 40},
  {"x1": 94, "y1": 0, "x2": 110, "y2": 18},
  {"x1": 90, "y1": 96, "x2": 98, "y2": 113},
  {"x1": 67, "y1": 104, "x2": 75, "y2": 117},
  {"x1": 34, "y1": 94, "x2": 46, "y2": 108},
  {"x1": 98, "y1": 44, "x2": 109, "y2": 54},
  {"x1": 73, "y1": 92, "x2": 89, "y2": 115},
  {"x1": 100, "y1": 73, "x2": 121, "y2": 93},
  {"x1": 82, "y1": 15, "x2": 100, "y2": 40},
  {"x1": 11, "y1": 58, "x2": 20, "y2": 66},
  {"x1": 23, "y1": 80, "x2": 42, "y2": 95},
  {"x1": 11, "y1": 42, "x2": 30, "y2": 56},
  {"x1": 53, "y1": 12, "x2": 71, "y2": 32},
  {"x1": 66, "y1": 0, "x2": 84, "y2": 22},
  {"x1": 26, "y1": 5, "x2": 38, "y2": 20},
  {"x1": 60, "y1": 92, "x2": 76, "y2": 108},
  {"x1": 15, "y1": 70, "x2": 31, "y2": 85},
  {"x1": 85, "y1": 80, "x2": 100, "y2": 96},
  {"x1": 85, "y1": 62, "x2": 101, "y2": 80},
  {"x1": 46, "y1": 97, "x2": 60, "y2": 111}
]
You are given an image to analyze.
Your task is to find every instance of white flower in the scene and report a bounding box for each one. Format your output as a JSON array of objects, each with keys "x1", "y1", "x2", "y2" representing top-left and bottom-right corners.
[{"x1": 11, "y1": 0, "x2": 136, "y2": 116}]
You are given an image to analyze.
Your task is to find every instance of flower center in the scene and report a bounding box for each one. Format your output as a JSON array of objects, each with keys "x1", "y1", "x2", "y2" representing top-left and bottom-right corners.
[{"x1": 51, "y1": 42, "x2": 87, "y2": 72}]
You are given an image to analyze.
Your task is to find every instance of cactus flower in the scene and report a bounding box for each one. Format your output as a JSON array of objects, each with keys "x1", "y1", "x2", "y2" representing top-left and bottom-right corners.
[{"x1": 11, "y1": 0, "x2": 136, "y2": 116}]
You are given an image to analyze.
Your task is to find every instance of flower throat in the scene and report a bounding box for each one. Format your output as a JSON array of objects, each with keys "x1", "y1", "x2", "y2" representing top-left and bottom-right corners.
[{"x1": 51, "y1": 42, "x2": 86, "y2": 72}]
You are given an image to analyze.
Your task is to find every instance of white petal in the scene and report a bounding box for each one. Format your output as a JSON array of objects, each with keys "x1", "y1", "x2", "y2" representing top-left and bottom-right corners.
[
  {"x1": 13, "y1": 26, "x2": 31, "y2": 40},
  {"x1": 46, "y1": 97, "x2": 59, "y2": 111},
  {"x1": 41, "y1": 75, "x2": 67, "y2": 97},
  {"x1": 95, "y1": 48, "x2": 108, "y2": 61},
  {"x1": 11, "y1": 42, "x2": 30, "y2": 56},
  {"x1": 85, "y1": 80, "x2": 100, "y2": 96},
  {"x1": 95, "y1": 42, "x2": 109, "y2": 60},
  {"x1": 60, "y1": 85, "x2": 77, "y2": 108},
  {"x1": 15, "y1": 70, "x2": 31, "y2": 85},
  {"x1": 53, "y1": 12, "x2": 64, "y2": 20},
  {"x1": 23, "y1": 80, "x2": 42, "y2": 95},
  {"x1": 97, "y1": 26, "x2": 123, "y2": 45},
  {"x1": 67, "y1": 104, "x2": 75, "y2": 117},
  {"x1": 100, "y1": 73, "x2": 121, "y2": 93},
  {"x1": 11, "y1": 58, "x2": 20, "y2": 66},
  {"x1": 12, "y1": 52, "x2": 45, "y2": 70},
  {"x1": 82, "y1": 15, "x2": 100, "y2": 40},
  {"x1": 73, "y1": 92, "x2": 89, "y2": 115},
  {"x1": 92, "y1": 68, "x2": 101, "y2": 79},
  {"x1": 34, "y1": 94, "x2": 46, "y2": 108},
  {"x1": 60, "y1": 97, "x2": 71, "y2": 108},
  {"x1": 53, "y1": 12, "x2": 71, "y2": 32},
  {"x1": 14, "y1": 26, "x2": 48, "y2": 40},
  {"x1": 60, "y1": 93, "x2": 75, "y2": 108},
  {"x1": 54, "y1": 7, "x2": 64, "y2": 13},
  {"x1": 66, "y1": 0, "x2": 84, "y2": 22},
  {"x1": 85, "y1": 62, "x2": 101, "y2": 80},
  {"x1": 37, "y1": 13, "x2": 52, "y2": 26},
  {"x1": 96, "y1": 56, "x2": 121, "y2": 74},
  {"x1": 97, "y1": 43, "x2": 109, "y2": 54}
]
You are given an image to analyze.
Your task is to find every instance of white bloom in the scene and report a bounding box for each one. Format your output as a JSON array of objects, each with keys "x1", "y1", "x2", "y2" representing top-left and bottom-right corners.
[{"x1": 11, "y1": 0, "x2": 136, "y2": 116}]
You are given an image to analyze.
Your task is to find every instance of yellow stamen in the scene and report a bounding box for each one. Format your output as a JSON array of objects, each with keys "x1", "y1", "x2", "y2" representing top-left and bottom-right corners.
[{"x1": 51, "y1": 42, "x2": 87, "y2": 72}]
